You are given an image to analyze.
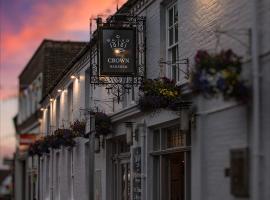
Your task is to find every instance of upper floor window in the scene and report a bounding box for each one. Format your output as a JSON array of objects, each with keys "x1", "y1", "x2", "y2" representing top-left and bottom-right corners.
[{"x1": 167, "y1": 3, "x2": 179, "y2": 82}]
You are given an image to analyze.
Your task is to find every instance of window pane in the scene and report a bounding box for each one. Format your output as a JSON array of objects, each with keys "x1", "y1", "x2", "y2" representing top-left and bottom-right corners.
[
  {"x1": 166, "y1": 126, "x2": 185, "y2": 148},
  {"x1": 169, "y1": 8, "x2": 173, "y2": 27},
  {"x1": 174, "y1": 5, "x2": 178, "y2": 23},
  {"x1": 153, "y1": 129, "x2": 160, "y2": 151},
  {"x1": 169, "y1": 28, "x2": 174, "y2": 46},
  {"x1": 172, "y1": 46, "x2": 178, "y2": 63},
  {"x1": 175, "y1": 25, "x2": 178, "y2": 43},
  {"x1": 153, "y1": 157, "x2": 160, "y2": 200},
  {"x1": 172, "y1": 65, "x2": 177, "y2": 81}
]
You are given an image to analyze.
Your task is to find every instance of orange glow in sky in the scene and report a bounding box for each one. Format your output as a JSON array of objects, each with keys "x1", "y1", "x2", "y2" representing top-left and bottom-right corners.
[
  {"x1": 0, "y1": 0, "x2": 126, "y2": 163},
  {"x1": 0, "y1": 0, "x2": 126, "y2": 100}
]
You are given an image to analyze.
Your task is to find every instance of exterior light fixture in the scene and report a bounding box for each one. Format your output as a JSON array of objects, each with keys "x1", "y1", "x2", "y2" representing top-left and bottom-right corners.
[
  {"x1": 50, "y1": 98, "x2": 54, "y2": 102},
  {"x1": 40, "y1": 108, "x2": 44, "y2": 111},
  {"x1": 57, "y1": 89, "x2": 62, "y2": 93},
  {"x1": 125, "y1": 122, "x2": 134, "y2": 145},
  {"x1": 70, "y1": 75, "x2": 77, "y2": 79}
]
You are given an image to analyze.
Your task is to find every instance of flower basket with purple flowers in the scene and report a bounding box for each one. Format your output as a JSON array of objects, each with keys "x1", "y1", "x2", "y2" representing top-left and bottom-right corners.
[
  {"x1": 138, "y1": 77, "x2": 182, "y2": 112},
  {"x1": 190, "y1": 49, "x2": 250, "y2": 102}
]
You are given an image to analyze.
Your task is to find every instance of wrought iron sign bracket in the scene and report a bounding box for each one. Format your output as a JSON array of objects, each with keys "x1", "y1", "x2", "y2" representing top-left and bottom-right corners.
[
  {"x1": 89, "y1": 14, "x2": 146, "y2": 103},
  {"x1": 159, "y1": 58, "x2": 190, "y2": 80}
]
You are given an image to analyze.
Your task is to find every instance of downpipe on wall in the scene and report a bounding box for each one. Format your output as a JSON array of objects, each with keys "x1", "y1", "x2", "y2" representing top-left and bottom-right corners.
[{"x1": 251, "y1": 0, "x2": 261, "y2": 199}]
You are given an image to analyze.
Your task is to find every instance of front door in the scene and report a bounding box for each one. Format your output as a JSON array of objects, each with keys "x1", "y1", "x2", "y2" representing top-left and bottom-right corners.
[{"x1": 168, "y1": 153, "x2": 185, "y2": 200}]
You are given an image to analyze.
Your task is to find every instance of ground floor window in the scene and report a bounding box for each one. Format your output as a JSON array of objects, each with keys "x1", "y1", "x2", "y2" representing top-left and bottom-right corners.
[{"x1": 151, "y1": 125, "x2": 191, "y2": 200}]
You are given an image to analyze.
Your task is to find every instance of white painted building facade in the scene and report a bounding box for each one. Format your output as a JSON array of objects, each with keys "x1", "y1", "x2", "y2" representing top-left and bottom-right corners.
[{"x1": 30, "y1": 0, "x2": 270, "y2": 200}]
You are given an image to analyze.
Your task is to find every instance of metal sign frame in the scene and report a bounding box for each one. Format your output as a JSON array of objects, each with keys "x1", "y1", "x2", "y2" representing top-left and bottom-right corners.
[{"x1": 89, "y1": 14, "x2": 146, "y2": 102}]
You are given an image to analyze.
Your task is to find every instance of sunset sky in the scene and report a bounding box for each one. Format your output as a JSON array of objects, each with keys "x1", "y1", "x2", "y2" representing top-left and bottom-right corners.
[{"x1": 0, "y1": 0, "x2": 126, "y2": 166}]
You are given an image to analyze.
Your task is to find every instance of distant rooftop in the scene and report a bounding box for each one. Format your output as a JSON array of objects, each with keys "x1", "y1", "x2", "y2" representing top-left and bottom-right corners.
[{"x1": 18, "y1": 39, "x2": 87, "y2": 98}]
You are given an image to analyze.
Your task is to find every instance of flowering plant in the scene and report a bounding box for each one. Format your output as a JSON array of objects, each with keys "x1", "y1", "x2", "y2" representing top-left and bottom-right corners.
[
  {"x1": 190, "y1": 49, "x2": 249, "y2": 102},
  {"x1": 92, "y1": 111, "x2": 112, "y2": 136},
  {"x1": 53, "y1": 128, "x2": 76, "y2": 147},
  {"x1": 28, "y1": 138, "x2": 50, "y2": 156},
  {"x1": 70, "y1": 120, "x2": 86, "y2": 137},
  {"x1": 28, "y1": 128, "x2": 77, "y2": 156},
  {"x1": 138, "y1": 77, "x2": 181, "y2": 111}
]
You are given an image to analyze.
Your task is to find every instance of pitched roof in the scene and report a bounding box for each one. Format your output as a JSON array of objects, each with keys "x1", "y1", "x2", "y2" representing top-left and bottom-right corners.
[
  {"x1": 0, "y1": 170, "x2": 10, "y2": 184},
  {"x1": 18, "y1": 39, "x2": 87, "y2": 97}
]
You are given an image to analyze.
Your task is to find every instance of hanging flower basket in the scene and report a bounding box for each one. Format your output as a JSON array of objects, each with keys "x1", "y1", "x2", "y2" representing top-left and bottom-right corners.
[
  {"x1": 54, "y1": 128, "x2": 76, "y2": 148},
  {"x1": 70, "y1": 120, "x2": 86, "y2": 137},
  {"x1": 28, "y1": 138, "x2": 50, "y2": 156},
  {"x1": 28, "y1": 128, "x2": 76, "y2": 156},
  {"x1": 92, "y1": 111, "x2": 112, "y2": 136},
  {"x1": 138, "y1": 77, "x2": 182, "y2": 112},
  {"x1": 190, "y1": 49, "x2": 250, "y2": 102}
]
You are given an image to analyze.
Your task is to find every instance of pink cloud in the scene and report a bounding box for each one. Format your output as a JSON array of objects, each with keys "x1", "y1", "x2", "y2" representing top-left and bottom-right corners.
[{"x1": 0, "y1": 0, "x2": 126, "y2": 100}]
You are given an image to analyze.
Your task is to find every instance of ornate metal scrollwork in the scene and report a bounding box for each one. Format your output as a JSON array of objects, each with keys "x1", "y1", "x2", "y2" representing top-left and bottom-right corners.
[{"x1": 89, "y1": 14, "x2": 146, "y2": 103}]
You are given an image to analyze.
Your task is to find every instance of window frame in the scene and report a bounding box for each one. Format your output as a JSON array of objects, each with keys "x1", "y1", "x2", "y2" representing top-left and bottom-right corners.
[
  {"x1": 166, "y1": 2, "x2": 180, "y2": 82},
  {"x1": 150, "y1": 124, "x2": 191, "y2": 200}
]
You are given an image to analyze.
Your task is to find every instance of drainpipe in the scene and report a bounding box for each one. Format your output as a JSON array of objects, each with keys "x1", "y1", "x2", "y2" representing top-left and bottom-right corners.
[
  {"x1": 89, "y1": 88, "x2": 95, "y2": 200},
  {"x1": 251, "y1": 0, "x2": 261, "y2": 200},
  {"x1": 139, "y1": 122, "x2": 146, "y2": 200}
]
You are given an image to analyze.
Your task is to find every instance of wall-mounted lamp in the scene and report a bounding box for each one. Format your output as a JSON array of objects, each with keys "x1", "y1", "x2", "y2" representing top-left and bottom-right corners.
[
  {"x1": 57, "y1": 89, "x2": 62, "y2": 93},
  {"x1": 40, "y1": 108, "x2": 45, "y2": 111},
  {"x1": 70, "y1": 75, "x2": 79, "y2": 80},
  {"x1": 49, "y1": 98, "x2": 54, "y2": 102},
  {"x1": 125, "y1": 122, "x2": 134, "y2": 145}
]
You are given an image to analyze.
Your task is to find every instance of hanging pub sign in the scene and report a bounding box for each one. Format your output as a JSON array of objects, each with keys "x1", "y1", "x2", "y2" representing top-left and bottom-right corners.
[{"x1": 99, "y1": 27, "x2": 136, "y2": 76}]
